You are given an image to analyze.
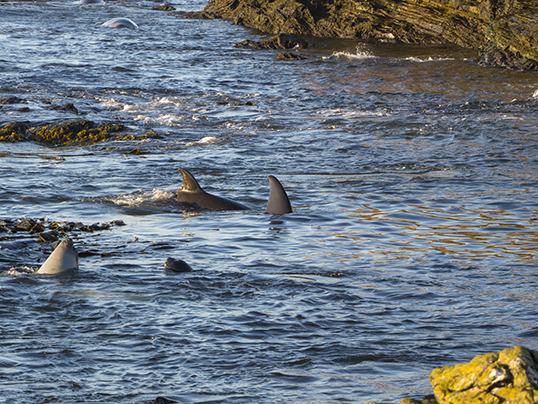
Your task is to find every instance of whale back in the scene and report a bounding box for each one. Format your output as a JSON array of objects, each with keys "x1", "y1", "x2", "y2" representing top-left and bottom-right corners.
[
  {"x1": 37, "y1": 238, "x2": 79, "y2": 275},
  {"x1": 265, "y1": 175, "x2": 292, "y2": 214},
  {"x1": 175, "y1": 168, "x2": 250, "y2": 211}
]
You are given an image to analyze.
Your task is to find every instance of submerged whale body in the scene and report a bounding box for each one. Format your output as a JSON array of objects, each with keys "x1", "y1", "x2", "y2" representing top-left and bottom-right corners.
[
  {"x1": 265, "y1": 175, "x2": 292, "y2": 214},
  {"x1": 37, "y1": 238, "x2": 79, "y2": 276},
  {"x1": 174, "y1": 168, "x2": 250, "y2": 211},
  {"x1": 80, "y1": 0, "x2": 104, "y2": 4},
  {"x1": 102, "y1": 18, "x2": 138, "y2": 29}
]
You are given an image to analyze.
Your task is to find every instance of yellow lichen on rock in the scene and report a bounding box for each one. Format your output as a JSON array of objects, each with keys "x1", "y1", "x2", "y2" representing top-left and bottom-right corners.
[
  {"x1": 0, "y1": 120, "x2": 136, "y2": 146},
  {"x1": 430, "y1": 346, "x2": 538, "y2": 404}
]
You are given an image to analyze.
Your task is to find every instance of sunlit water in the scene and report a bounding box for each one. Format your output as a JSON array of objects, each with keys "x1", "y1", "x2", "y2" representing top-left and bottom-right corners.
[{"x1": 1, "y1": 1, "x2": 538, "y2": 403}]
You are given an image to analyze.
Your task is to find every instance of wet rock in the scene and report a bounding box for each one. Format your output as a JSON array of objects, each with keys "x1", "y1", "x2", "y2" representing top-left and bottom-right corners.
[
  {"x1": 275, "y1": 51, "x2": 307, "y2": 60},
  {"x1": 146, "y1": 397, "x2": 178, "y2": 404},
  {"x1": 171, "y1": 10, "x2": 217, "y2": 19},
  {"x1": 234, "y1": 39, "x2": 263, "y2": 50},
  {"x1": 0, "y1": 96, "x2": 26, "y2": 105},
  {"x1": 39, "y1": 231, "x2": 61, "y2": 243},
  {"x1": 50, "y1": 102, "x2": 79, "y2": 114},
  {"x1": 0, "y1": 122, "x2": 30, "y2": 142},
  {"x1": 194, "y1": 0, "x2": 538, "y2": 70},
  {"x1": 0, "y1": 119, "x2": 157, "y2": 146},
  {"x1": 153, "y1": 4, "x2": 175, "y2": 11},
  {"x1": 259, "y1": 33, "x2": 309, "y2": 49},
  {"x1": 478, "y1": 46, "x2": 538, "y2": 70},
  {"x1": 234, "y1": 33, "x2": 309, "y2": 50}
]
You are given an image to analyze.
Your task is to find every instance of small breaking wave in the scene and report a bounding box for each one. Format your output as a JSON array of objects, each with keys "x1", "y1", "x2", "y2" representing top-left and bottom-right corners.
[
  {"x1": 105, "y1": 189, "x2": 175, "y2": 207},
  {"x1": 322, "y1": 50, "x2": 375, "y2": 62}
]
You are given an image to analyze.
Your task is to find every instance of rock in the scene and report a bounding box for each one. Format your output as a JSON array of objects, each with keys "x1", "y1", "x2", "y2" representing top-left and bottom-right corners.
[
  {"x1": 275, "y1": 51, "x2": 307, "y2": 60},
  {"x1": 0, "y1": 96, "x2": 26, "y2": 105},
  {"x1": 235, "y1": 33, "x2": 309, "y2": 50},
  {"x1": 258, "y1": 33, "x2": 309, "y2": 49},
  {"x1": 234, "y1": 39, "x2": 264, "y2": 49},
  {"x1": 193, "y1": 0, "x2": 538, "y2": 70},
  {"x1": 50, "y1": 103, "x2": 79, "y2": 114},
  {"x1": 478, "y1": 46, "x2": 538, "y2": 70},
  {"x1": 0, "y1": 120, "x2": 160, "y2": 146},
  {"x1": 430, "y1": 346, "x2": 538, "y2": 404},
  {"x1": 153, "y1": 4, "x2": 175, "y2": 11}
]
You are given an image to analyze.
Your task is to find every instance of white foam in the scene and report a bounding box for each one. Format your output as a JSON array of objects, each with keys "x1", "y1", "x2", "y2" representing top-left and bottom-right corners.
[
  {"x1": 403, "y1": 56, "x2": 454, "y2": 62},
  {"x1": 7, "y1": 265, "x2": 37, "y2": 276},
  {"x1": 108, "y1": 189, "x2": 175, "y2": 206},
  {"x1": 532, "y1": 89, "x2": 538, "y2": 98},
  {"x1": 185, "y1": 136, "x2": 220, "y2": 147},
  {"x1": 322, "y1": 50, "x2": 374, "y2": 62}
]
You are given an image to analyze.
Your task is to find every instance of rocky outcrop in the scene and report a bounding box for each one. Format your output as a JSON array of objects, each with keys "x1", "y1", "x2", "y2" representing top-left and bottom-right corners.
[
  {"x1": 178, "y1": 0, "x2": 538, "y2": 69},
  {"x1": 362, "y1": 346, "x2": 538, "y2": 404},
  {"x1": 430, "y1": 346, "x2": 538, "y2": 404},
  {"x1": 0, "y1": 120, "x2": 159, "y2": 147}
]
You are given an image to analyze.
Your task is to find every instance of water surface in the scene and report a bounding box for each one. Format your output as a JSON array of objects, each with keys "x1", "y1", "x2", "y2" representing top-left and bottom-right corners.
[{"x1": 1, "y1": 1, "x2": 538, "y2": 403}]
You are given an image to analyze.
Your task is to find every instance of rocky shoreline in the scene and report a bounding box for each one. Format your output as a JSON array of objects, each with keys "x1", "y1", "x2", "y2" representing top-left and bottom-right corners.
[{"x1": 172, "y1": 0, "x2": 538, "y2": 70}]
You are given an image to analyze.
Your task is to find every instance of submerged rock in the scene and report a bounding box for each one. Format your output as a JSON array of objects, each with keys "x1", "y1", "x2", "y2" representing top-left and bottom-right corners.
[
  {"x1": 185, "y1": 0, "x2": 538, "y2": 70},
  {"x1": 0, "y1": 96, "x2": 26, "y2": 105},
  {"x1": 275, "y1": 51, "x2": 307, "y2": 60},
  {"x1": 153, "y1": 4, "x2": 176, "y2": 11}
]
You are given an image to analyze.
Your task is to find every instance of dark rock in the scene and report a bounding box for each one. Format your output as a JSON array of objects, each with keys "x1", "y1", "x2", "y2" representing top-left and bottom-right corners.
[
  {"x1": 275, "y1": 51, "x2": 307, "y2": 60},
  {"x1": 258, "y1": 33, "x2": 309, "y2": 49},
  {"x1": 171, "y1": 10, "x2": 217, "y2": 19},
  {"x1": 234, "y1": 39, "x2": 263, "y2": 49},
  {"x1": 50, "y1": 103, "x2": 79, "y2": 114},
  {"x1": 0, "y1": 120, "x2": 158, "y2": 146},
  {"x1": 478, "y1": 46, "x2": 538, "y2": 70},
  {"x1": 234, "y1": 33, "x2": 309, "y2": 50},
  {"x1": 0, "y1": 96, "x2": 26, "y2": 105},
  {"x1": 153, "y1": 4, "x2": 175, "y2": 11},
  {"x1": 197, "y1": 0, "x2": 538, "y2": 70}
]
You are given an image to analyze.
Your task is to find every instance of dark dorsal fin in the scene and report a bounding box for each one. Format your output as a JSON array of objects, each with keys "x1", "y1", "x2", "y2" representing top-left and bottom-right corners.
[
  {"x1": 266, "y1": 175, "x2": 292, "y2": 214},
  {"x1": 179, "y1": 168, "x2": 203, "y2": 192}
]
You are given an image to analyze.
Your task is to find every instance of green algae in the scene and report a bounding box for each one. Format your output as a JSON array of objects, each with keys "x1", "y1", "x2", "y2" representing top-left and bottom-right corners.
[{"x1": 0, "y1": 120, "x2": 155, "y2": 147}]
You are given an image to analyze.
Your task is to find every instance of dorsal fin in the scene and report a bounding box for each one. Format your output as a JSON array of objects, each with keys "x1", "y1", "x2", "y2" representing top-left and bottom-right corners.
[
  {"x1": 179, "y1": 168, "x2": 203, "y2": 192},
  {"x1": 266, "y1": 175, "x2": 292, "y2": 214}
]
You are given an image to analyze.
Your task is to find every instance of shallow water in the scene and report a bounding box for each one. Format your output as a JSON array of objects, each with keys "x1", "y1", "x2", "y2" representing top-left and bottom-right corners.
[{"x1": 1, "y1": 1, "x2": 538, "y2": 403}]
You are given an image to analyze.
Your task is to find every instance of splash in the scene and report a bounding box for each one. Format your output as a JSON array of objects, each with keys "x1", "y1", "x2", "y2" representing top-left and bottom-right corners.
[{"x1": 106, "y1": 189, "x2": 175, "y2": 207}]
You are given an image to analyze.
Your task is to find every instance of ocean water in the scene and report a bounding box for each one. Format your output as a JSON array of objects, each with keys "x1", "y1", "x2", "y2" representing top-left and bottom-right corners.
[{"x1": 1, "y1": 1, "x2": 538, "y2": 403}]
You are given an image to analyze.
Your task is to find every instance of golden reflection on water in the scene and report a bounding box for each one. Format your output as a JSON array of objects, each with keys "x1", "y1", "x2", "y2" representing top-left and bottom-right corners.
[{"x1": 317, "y1": 204, "x2": 538, "y2": 264}]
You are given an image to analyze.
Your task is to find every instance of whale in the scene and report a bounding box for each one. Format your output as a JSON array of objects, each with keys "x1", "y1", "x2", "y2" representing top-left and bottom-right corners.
[
  {"x1": 37, "y1": 238, "x2": 79, "y2": 276},
  {"x1": 80, "y1": 0, "x2": 104, "y2": 4},
  {"x1": 164, "y1": 257, "x2": 193, "y2": 273},
  {"x1": 174, "y1": 168, "x2": 250, "y2": 211},
  {"x1": 102, "y1": 18, "x2": 138, "y2": 29},
  {"x1": 265, "y1": 175, "x2": 293, "y2": 214}
]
